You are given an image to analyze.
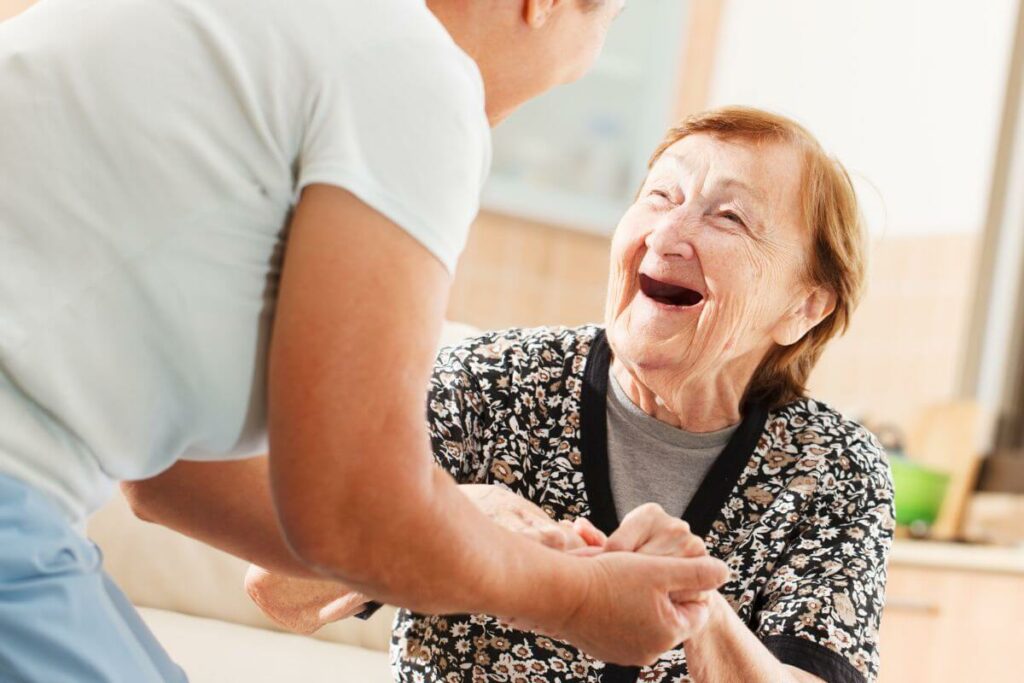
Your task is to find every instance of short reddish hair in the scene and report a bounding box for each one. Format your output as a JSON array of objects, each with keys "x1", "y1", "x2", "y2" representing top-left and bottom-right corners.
[{"x1": 647, "y1": 106, "x2": 866, "y2": 409}]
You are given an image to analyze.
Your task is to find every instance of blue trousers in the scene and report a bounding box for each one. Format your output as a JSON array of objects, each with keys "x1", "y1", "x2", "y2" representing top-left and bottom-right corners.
[{"x1": 0, "y1": 474, "x2": 188, "y2": 682}]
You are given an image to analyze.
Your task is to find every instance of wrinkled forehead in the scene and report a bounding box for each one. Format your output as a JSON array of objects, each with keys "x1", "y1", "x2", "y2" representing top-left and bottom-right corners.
[{"x1": 647, "y1": 133, "x2": 805, "y2": 215}]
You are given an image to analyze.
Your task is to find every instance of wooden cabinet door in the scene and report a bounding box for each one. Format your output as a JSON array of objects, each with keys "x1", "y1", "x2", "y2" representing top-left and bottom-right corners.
[{"x1": 879, "y1": 566, "x2": 1023, "y2": 682}]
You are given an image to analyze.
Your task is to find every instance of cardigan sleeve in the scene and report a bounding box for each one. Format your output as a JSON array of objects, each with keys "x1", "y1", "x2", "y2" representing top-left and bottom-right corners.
[
  {"x1": 753, "y1": 426, "x2": 895, "y2": 683},
  {"x1": 425, "y1": 338, "x2": 494, "y2": 483}
]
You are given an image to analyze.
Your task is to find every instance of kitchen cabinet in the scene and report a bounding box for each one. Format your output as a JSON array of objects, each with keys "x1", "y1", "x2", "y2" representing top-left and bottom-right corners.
[
  {"x1": 481, "y1": 0, "x2": 688, "y2": 235},
  {"x1": 878, "y1": 542, "x2": 1024, "y2": 682}
]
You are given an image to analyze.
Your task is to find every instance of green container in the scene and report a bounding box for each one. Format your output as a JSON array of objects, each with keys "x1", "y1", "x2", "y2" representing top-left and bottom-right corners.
[{"x1": 890, "y1": 455, "x2": 950, "y2": 527}]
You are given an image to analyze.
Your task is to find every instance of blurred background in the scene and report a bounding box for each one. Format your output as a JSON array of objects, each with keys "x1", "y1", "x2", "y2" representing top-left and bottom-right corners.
[{"x1": 2, "y1": 0, "x2": 1022, "y2": 680}]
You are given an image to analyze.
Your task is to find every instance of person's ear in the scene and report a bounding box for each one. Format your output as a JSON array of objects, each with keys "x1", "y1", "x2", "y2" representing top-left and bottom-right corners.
[
  {"x1": 770, "y1": 286, "x2": 837, "y2": 347},
  {"x1": 523, "y1": 0, "x2": 559, "y2": 28}
]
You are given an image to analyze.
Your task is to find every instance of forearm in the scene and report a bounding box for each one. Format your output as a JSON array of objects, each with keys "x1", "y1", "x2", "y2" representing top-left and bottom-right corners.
[
  {"x1": 121, "y1": 457, "x2": 317, "y2": 578},
  {"x1": 244, "y1": 482, "x2": 579, "y2": 633},
  {"x1": 123, "y1": 452, "x2": 584, "y2": 625},
  {"x1": 287, "y1": 456, "x2": 588, "y2": 626},
  {"x1": 684, "y1": 593, "x2": 823, "y2": 683}
]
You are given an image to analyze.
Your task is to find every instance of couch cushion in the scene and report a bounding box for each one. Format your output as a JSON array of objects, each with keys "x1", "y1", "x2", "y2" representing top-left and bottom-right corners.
[
  {"x1": 139, "y1": 607, "x2": 392, "y2": 683},
  {"x1": 88, "y1": 492, "x2": 399, "y2": 651}
]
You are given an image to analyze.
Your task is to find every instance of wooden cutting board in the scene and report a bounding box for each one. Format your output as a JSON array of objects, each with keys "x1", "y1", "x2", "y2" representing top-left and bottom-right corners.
[{"x1": 904, "y1": 401, "x2": 991, "y2": 540}]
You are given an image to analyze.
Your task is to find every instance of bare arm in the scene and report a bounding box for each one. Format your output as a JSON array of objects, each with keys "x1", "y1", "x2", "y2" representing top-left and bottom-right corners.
[
  {"x1": 684, "y1": 593, "x2": 826, "y2": 683},
  {"x1": 261, "y1": 185, "x2": 582, "y2": 618},
  {"x1": 129, "y1": 186, "x2": 580, "y2": 614},
  {"x1": 123, "y1": 457, "x2": 317, "y2": 578},
  {"x1": 243, "y1": 483, "x2": 597, "y2": 633},
  {"x1": 125, "y1": 185, "x2": 730, "y2": 665}
]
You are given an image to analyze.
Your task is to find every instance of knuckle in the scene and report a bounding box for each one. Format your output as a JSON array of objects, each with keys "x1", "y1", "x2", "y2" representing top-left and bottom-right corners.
[{"x1": 642, "y1": 502, "x2": 665, "y2": 516}]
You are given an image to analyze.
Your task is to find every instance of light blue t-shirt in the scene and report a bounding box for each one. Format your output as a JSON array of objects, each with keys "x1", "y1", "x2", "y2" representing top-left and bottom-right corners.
[{"x1": 0, "y1": 0, "x2": 491, "y2": 521}]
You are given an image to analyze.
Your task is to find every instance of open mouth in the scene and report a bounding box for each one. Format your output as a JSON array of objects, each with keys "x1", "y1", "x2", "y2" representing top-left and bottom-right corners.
[{"x1": 639, "y1": 273, "x2": 705, "y2": 308}]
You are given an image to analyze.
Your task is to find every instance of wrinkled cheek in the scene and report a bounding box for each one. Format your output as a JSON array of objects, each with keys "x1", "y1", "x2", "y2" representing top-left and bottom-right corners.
[
  {"x1": 710, "y1": 289, "x2": 777, "y2": 364},
  {"x1": 603, "y1": 264, "x2": 631, "y2": 328},
  {"x1": 696, "y1": 293, "x2": 761, "y2": 360},
  {"x1": 604, "y1": 227, "x2": 645, "y2": 326}
]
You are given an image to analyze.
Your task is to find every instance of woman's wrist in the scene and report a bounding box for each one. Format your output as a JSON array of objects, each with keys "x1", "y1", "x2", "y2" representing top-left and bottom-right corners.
[{"x1": 686, "y1": 590, "x2": 729, "y2": 645}]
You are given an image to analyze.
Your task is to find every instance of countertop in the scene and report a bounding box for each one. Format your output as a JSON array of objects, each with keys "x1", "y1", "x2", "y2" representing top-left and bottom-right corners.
[{"x1": 890, "y1": 539, "x2": 1024, "y2": 575}]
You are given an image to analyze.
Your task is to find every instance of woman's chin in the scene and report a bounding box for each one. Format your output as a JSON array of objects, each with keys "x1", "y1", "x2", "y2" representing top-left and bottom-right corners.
[
  {"x1": 612, "y1": 306, "x2": 697, "y2": 369},
  {"x1": 621, "y1": 295, "x2": 700, "y2": 339}
]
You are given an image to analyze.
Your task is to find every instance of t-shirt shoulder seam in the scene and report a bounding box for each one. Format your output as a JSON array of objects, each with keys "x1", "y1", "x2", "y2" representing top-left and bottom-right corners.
[{"x1": 296, "y1": 164, "x2": 462, "y2": 272}]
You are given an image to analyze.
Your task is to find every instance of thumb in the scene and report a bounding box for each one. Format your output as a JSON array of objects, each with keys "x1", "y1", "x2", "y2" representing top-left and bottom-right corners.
[
  {"x1": 320, "y1": 592, "x2": 371, "y2": 624},
  {"x1": 672, "y1": 599, "x2": 712, "y2": 637},
  {"x1": 661, "y1": 555, "x2": 730, "y2": 594}
]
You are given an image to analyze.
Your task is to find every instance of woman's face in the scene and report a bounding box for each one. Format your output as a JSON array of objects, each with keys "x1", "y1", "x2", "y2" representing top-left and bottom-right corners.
[{"x1": 605, "y1": 133, "x2": 820, "y2": 383}]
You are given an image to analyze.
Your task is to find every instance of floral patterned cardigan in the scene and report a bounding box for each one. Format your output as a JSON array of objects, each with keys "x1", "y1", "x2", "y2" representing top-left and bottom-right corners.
[{"x1": 384, "y1": 325, "x2": 894, "y2": 683}]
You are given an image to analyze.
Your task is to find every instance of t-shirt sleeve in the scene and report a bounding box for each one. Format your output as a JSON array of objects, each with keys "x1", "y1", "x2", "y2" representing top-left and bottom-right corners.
[
  {"x1": 425, "y1": 340, "x2": 493, "y2": 483},
  {"x1": 295, "y1": 30, "x2": 489, "y2": 273},
  {"x1": 754, "y1": 429, "x2": 895, "y2": 683}
]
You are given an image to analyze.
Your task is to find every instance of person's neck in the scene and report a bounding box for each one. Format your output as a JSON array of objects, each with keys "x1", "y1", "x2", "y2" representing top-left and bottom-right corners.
[
  {"x1": 609, "y1": 357, "x2": 755, "y2": 433},
  {"x1": 427, "y1": 0, "x2": 524, "y2": 125}
]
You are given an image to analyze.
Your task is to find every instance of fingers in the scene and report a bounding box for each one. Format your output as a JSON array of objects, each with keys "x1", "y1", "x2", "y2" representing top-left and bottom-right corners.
[
  {"x1": 523, "y1": 520, "x2": 588, "y2": 551},
  {"x1": 573, "y1": 518, "x2": 607, "y2": 547},
  {"x1": 668, "y1": 590, "x2": 711, "y2": 604},
  {"x1": 557, "y1": 520, "x2": 590, "y2": 551},
  {"x1": 605, "y1": 503, "x2": 704, "y2": 559},
  {"x1": 319, "y1": 591, "x2": 372, "y2": 624},
  {"x1": 604, "y1": 503, "x2": 668, "y2": 553},
  {"x1": 641, "y1": 529, "x2": 706, "y2": 558},
  {"x1": 661, "y1": 555, "x2": 731, "y2": 593}
]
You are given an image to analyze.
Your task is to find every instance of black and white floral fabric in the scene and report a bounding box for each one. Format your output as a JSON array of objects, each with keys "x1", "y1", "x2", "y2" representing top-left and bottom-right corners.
[{"x1": 390, "y1": 325, "x2": 894, "y2": 683}]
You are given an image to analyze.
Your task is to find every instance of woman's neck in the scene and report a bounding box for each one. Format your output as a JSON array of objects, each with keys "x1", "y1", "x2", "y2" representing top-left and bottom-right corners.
[{"x1": 609, "y1": 357, "x2": 750, "y2": 433}]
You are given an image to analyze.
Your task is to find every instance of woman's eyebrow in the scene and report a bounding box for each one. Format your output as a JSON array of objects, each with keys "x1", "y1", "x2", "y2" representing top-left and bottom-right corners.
[
  {"x1": 717, "y1": 177, "x2": 766, "y2": 204},
  {"x1": 662, "y1": 153, "x2": 767, "y2": 205}
]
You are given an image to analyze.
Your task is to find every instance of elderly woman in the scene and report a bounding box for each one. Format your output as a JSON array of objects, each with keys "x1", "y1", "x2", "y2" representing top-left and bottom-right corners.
[{"x1": 246, "y1": 107, "x2": 894, "y2": 683}]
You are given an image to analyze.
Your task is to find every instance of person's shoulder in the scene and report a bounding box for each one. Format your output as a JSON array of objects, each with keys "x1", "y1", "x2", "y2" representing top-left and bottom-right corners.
[
  {"x1": 294, "y1": 0, "x2": 481, "y2": 92},
  {"x1": 767, "y1": 398, "x2": 891, "y2": 484},
  {"x1": 438, "y1": 324, "x2": 602, "y2": 371}
]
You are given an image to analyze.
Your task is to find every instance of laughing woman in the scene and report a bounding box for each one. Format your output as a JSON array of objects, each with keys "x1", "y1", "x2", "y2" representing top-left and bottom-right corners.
[{"x1": 247, "y1": 107, "x2": 894, "y2": 683}]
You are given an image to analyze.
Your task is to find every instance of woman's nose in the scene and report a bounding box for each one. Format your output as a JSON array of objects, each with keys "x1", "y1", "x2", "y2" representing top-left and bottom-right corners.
[{"x1": 644, "y1": 214, "x2": 698, "y2": 260}]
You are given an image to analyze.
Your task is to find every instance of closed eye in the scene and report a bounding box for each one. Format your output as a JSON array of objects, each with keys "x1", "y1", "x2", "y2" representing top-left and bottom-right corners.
[
  {"x1": 649, "y1": 189, "x2": 682, "y2": 208},
  {"x1": 721, "y1": 211, "x2": 746, "y2": 228}
]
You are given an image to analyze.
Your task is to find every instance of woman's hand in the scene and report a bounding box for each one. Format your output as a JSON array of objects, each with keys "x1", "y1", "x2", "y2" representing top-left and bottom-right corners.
[
  {"x1": 244, "y1": 565, "x2": 370, "y2": 634},
  {"x1": 599, "y1": 503, "x2": 713, "y2": 611},
  {"x1": 603, "y1": 503, "x2": 707, "y2": 559},
  {"x1": 461, "y1": 484, "x2": 601, "y2": 553},
  {"x1": 502, "y1": 551, "x2": 728, "y2": 663}
]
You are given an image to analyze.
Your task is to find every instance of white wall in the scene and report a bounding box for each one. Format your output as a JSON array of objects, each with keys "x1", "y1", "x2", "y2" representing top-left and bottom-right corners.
[{"x1": 709, "y1": 0, "x2": 1017, "y2": 236}]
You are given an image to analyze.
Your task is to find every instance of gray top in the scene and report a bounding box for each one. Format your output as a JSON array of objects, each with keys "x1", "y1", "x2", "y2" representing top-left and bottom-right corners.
[{"x1": 606, "y1": 369, "x2": 738, "y2": 520}]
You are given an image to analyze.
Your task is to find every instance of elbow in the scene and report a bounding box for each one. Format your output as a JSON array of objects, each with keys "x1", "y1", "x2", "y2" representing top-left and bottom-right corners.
[
  {"x1": 120, "y1": 481, "x2": 159, "y2": 524},
  {"x1": 243, "y1": 565, "x2": 322, "y2": 635},
  {"x1": 276, "y1": 487, "x2": 404, "y2": 589},
  {"x1": 272, "y1": 448, "x2": 440, "y2": 587},
  {"x1": 278, "y1": 506, "x2": 369, "y2": 580}
]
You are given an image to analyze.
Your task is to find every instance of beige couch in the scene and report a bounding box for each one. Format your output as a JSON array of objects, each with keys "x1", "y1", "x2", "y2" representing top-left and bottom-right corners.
[{"x1": 86, "y1": 322, "x2": 479, "y2": 683}]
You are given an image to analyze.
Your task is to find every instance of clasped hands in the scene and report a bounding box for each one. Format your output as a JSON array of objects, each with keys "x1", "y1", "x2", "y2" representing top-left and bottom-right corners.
[{"x1": 246, "y1": 484, "x2": 718, "y2": 637}]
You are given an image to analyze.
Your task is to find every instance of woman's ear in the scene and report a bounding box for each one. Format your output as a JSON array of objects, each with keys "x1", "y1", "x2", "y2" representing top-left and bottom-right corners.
[
  {"x1": 771, "y1": 286, "x2": 837, "y2": 347},
  {"x1": 522, "y1": 0, "x2": 558, "y2": 28}
]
